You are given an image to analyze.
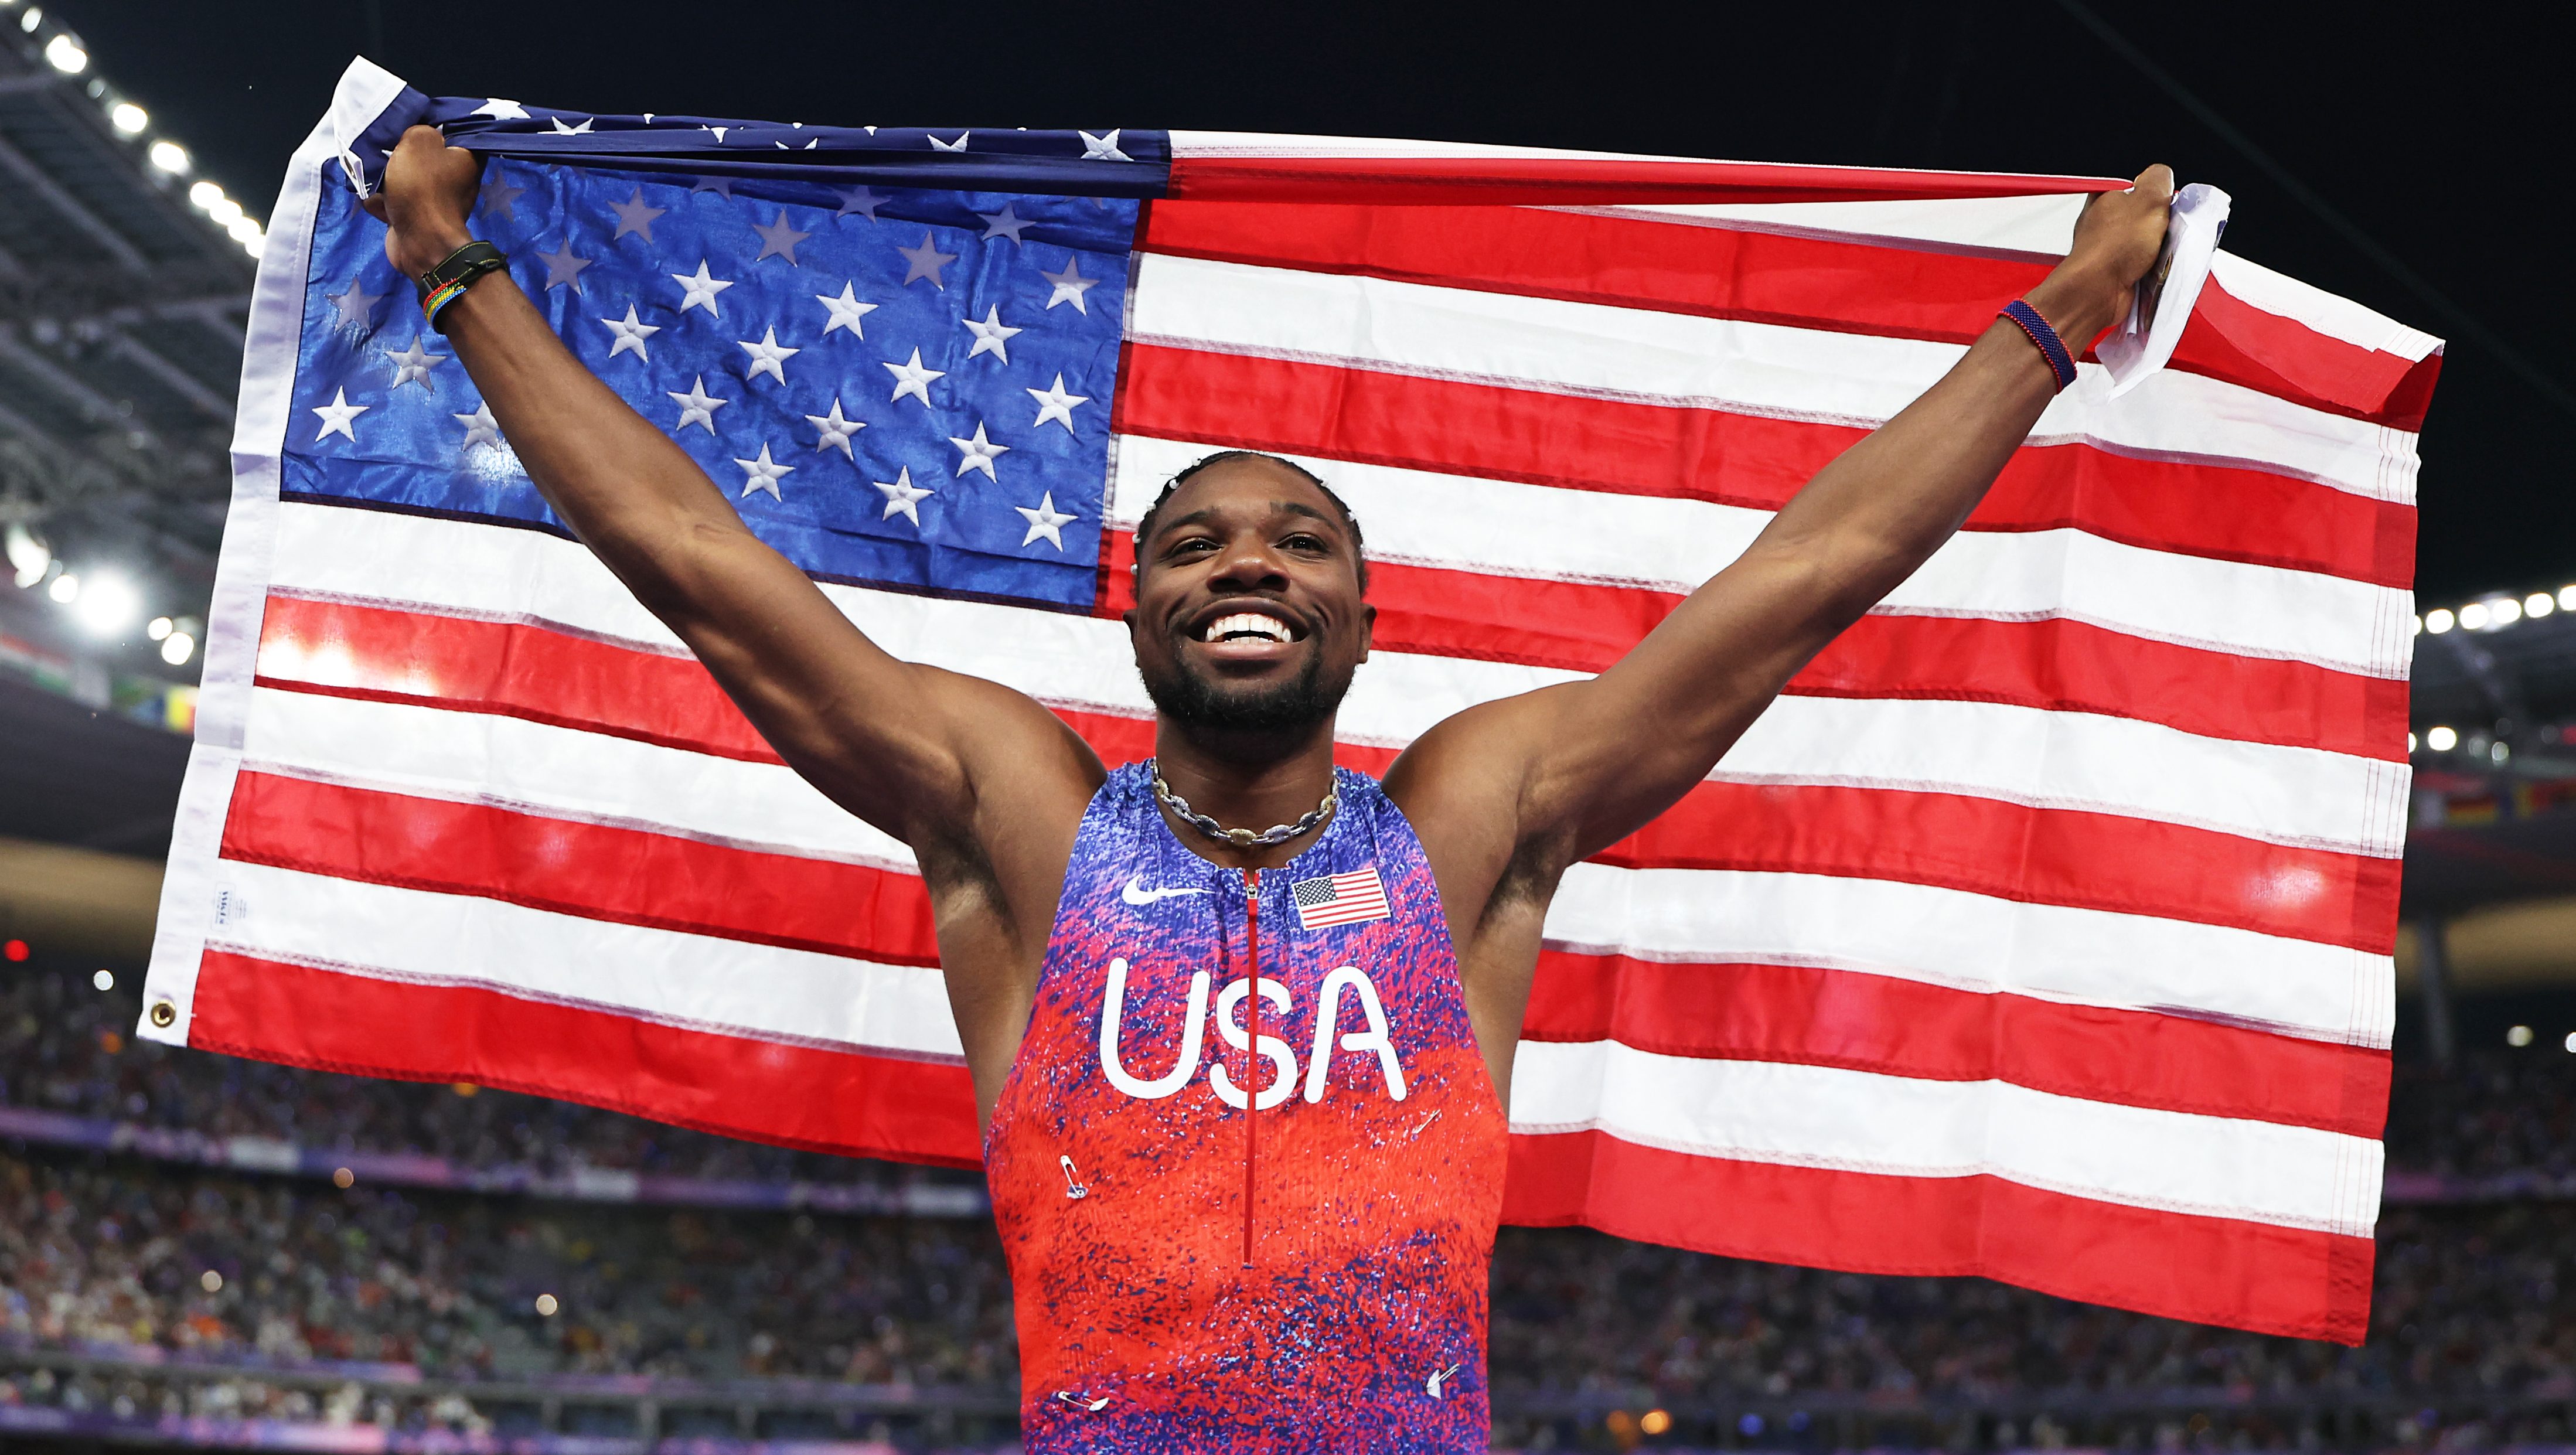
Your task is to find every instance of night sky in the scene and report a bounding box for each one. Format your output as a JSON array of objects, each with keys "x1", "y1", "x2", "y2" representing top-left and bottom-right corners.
[{"x1": 52, "y1": 0, "x2": 2563, "y2": 605}]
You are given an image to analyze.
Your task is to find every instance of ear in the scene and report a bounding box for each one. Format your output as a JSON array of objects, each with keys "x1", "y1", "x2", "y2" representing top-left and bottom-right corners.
[{"x1": 1355, "y1": 602, "x2": 1375, "y2": 663}]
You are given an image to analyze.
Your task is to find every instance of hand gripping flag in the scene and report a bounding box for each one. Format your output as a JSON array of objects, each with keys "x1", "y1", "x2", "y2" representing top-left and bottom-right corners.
[{"x1": 145, "y1": 57, "x2": 2438, "y2": 1344}]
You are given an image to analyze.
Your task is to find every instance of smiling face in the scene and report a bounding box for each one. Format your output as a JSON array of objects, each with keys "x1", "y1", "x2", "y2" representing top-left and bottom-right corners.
[{"x1": 1126, "y1": 454, "x2": 1373, "y2": 742}]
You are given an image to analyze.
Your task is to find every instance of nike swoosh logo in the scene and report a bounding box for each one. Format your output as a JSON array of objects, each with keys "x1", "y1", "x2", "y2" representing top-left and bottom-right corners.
[{"x1": 1122, "y1": 875, "x2": 1209, "y2": 907}]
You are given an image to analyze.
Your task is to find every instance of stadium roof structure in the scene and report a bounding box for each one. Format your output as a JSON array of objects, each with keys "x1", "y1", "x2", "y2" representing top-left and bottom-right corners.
[{"x1": 0, "y1": 2, "x2": 255, "y2": 613}]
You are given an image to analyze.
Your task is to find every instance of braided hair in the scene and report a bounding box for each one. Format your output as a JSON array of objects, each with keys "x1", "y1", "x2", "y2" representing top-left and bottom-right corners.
[{"x1": 1130, "y1": 450, "x2": 1368, "y2": 594}]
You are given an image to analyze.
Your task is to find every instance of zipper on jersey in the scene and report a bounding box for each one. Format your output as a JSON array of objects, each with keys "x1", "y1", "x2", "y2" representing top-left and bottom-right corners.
[{"x1": 1242, "y1": 867, "x2": 1260, "y2": 1269}]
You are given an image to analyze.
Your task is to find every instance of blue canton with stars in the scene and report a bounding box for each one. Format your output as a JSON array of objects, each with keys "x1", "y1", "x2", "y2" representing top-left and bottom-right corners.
[{"x1": 288, "y1": 158, "x2": 1132, "y2": 610}]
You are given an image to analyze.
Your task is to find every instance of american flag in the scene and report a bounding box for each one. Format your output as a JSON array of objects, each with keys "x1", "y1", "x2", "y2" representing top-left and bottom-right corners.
[
  {"x1": 143, "y1": 58, "x2": 2437, "y2": 1344},
  {"x1": 1292, "y1": 868, "x2": 1393, "y2": 931}
]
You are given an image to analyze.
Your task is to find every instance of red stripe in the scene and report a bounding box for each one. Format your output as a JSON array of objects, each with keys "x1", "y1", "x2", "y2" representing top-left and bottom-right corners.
[
  {"x1": 1501, "y1": 1130, "x2": 2372, "y2": 1344},
  {"x1": 217, "y1": 771, "x2": 2384, "y2": 1136},
  {"x1": 253, "y1": 597, "x2": 2396, "y2": 950},
  {"x1": 1163, "y1": 154, "x2": 2125, "y2": 207},
  {"x1": 1097, "y1": 530, "x2": 2403, "y2": 761},
  {"x1": 1115, "y1": 343, "x2": 2415, "y2": 590},
  {"x1": 1139, "y1": 200, "x2": 2434, "y2": 430},
  {"x1": 1522, "y1": 949, "x2": 2390, "y2": 1139},
  {"x1": 185, "y1": 949, "x2": 982, "y2": 1167}
]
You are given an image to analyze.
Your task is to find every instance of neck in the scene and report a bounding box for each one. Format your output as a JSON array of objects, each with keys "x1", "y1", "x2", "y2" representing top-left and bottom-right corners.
[{"x1": 1150, "y1": 716, "x2": 1340, "y2": 867}]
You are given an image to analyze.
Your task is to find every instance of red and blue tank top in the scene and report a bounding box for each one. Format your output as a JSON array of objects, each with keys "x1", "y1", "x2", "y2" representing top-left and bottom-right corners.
[{"x1": 984, "y1": 761, "x2": 1511, "y2": 1450}]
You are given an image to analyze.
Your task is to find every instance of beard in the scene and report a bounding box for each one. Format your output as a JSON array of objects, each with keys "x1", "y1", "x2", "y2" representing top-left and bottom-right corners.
[{"x1": 1138, "y1": 641, "x2": 1354, "y2": 737}]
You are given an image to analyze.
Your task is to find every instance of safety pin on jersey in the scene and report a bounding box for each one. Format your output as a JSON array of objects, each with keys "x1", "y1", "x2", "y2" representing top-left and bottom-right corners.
[
  {"x1": 1426, "y1": 1363, "x2": 1465, "y2": 1398},
  {"x1": 1054, "y1": 1391, "x2": 1111, "y2": 1412},
  {"x1": 1059, "y1": 1153, "x2": 1089, "y2": 1200},
  {"x1": 1411, "y1": 1109, "x2": 1443, "y2": 1138}
]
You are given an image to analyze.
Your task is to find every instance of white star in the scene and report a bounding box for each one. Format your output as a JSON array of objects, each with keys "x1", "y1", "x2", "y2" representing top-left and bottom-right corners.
[
  {"x1": 667, "y1": 374, "x2": 729, "y2": 434},
  {"x1": 883, "y1": 349, "x2": 945, "y2": 407},
  {"x1": 548, "y1": 115, "x2": 594, "y2": 134},
  {"x1": 737, "y1": 327, "x2": 799, "y2": 385},
  {"x1": 671, "y1": 260, "x2": 736, "y2": 316},
  {"x1": 473, "y1": 98, "x2": 530, "y2": 120},
  {"x1": 705, "y1": 126, "x2": 730, "y2": 144},
  {"x1": 599, "y1": 305, "x2": 660, "y2": 361},
  {"x1": 1079, "y1": 129, "x2": 1131, "y2": 162},
  {"x1": 813, "y1": 283, "x2": 879, "y2": 339},
  {"x1": 1015, "y1": 491, "x2": 1076, "y2": 550},
  {"x1": 326, "y1": 279, "x2": 384, "y2": 332},
  {"x1": 897, "y1": 231, "x2": 958, "y2": 289},
  {"x1": 836, "y1": 186, "x2": 882, "y2": 222},
  {"x1": 805, "y1": 399, "x2": 865, "y2": 459},
  {"x1": 692, "y1": 175, "x2": 735, "y2": 198},
  {"x1": 1038, "y1": 254, "x2": 1098, "y2": 314},
  {"x1": 609, "y1": 187, "x2": 665, "y2": 243},
  {"x1": 734, "y1": 442, "x2": 795, "y2": 501},
  {"x1": 948, "y1": 421, "x2": 1011, "y2": 481},
  {"x1": 929, "y1": 131, "x2": 969, "y2": 152},
  {"x1": 311, "y1": 387, "x2": 368, "y2": 442},
  {"x1": 1026, "y1": 373, "x2": 1089, "y2": 433},
  {"x1": 961, "y1": 306, "x2": 1024, "y2": 364},
  {"x1": 454, "y1": 401, "x2": 503, "y2": 451},
  {"x1": 536, "y1": 240, "x2": 591, "y2": 291},
  {"x1": 751, "y1": 211, "x2": 812, "y2": 265},
  {"x1": 874, "y1": 466, "x2": 933, "y2": 526},
  {"x1": 384, "y1": 336, "x2": 444, "y2": 391},
  {"x1": 478, "y1": 175, "x2": 525, "y2": 222},
  {"x1": 977, "y1": 203, "x2": 1032, "y2": 244}
]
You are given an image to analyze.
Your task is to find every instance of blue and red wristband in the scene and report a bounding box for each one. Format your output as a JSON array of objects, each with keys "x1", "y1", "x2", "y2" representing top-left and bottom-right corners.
[{"x1": 1999, "y1": 298, "x2": 2078, "y2": 393}]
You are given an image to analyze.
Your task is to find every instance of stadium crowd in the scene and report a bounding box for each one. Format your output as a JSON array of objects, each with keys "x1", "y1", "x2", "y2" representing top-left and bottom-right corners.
[{"x1": 8, "y1": 963, "x2": 2576, "y2": 1444}]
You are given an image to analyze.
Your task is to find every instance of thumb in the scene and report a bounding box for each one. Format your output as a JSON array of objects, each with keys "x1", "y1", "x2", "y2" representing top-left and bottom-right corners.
[{"x1": 2132, "y1": 163, "x2": 2176, "y2": 203}]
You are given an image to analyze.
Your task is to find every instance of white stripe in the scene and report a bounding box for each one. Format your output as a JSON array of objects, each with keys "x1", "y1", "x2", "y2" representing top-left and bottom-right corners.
[
  {"x1": 205, "y1": 860, "x2": 962, "y2": 1058},
  {"x1": 263, "y1": 503, "x2": 2410, "y2": 857},
  {"x1": 1111, "y1": 435, "x2": 2411, "y2": 677},
  {"x1": 1545, "y1": 864, "x2": 2393, "y2": 1048},
  {"x1": 1167, "y1": 131, "x2": 1718, "y2": 163},
  {"x1": 1558, "y1": 193, "x2": 2086, "y2": 258},
  {"x1": 1510, "y1": 1042, "x2": 2383, "y2": 1236},
  {"x1": 240, "y1": 688, "x2": 913, "y2": 867},
  {"x1": 232, "y1": 696, "x2": 2388, "y2": 1044},
  {"x1": 1128, "y1": 253, "x2": 2420, "y2": 504}
]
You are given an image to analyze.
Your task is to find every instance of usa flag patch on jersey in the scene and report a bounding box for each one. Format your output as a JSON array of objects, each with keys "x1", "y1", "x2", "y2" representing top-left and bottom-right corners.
[{"x1": 1291, "y1": 867, "x2": 1392, "y2": 929}]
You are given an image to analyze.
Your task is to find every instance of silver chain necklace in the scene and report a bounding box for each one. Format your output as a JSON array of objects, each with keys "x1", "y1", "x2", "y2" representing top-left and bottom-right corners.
[{"x1": 1149, "y1": 762, "x2": 1336, "y2": 849}]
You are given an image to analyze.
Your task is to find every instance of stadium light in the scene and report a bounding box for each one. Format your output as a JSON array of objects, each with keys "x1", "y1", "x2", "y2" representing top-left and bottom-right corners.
[
  {"x1": 2408, "y1": 731, "x2": 2418, "y2": 752},
  {"x1": 2531, "y1": 592, "x2": 2558, "y2": 619},
  {"x1": 46, "y1": 570, "x2": 77, "y2": 604},
  {"x1": 70, "y1": 571, "x2": 137, "y2": 635},
  {"x1": 148, "y1": 139, "x2": 188, "y2": 175},
  {"x1": 2563, "y1": 585, "x2": 2576, "y2": 612},
  {"x1": 18, "y1": 9, "x2": 39, "y2": 35},
  {"x1": 146, "y1": 615, "x2": 172, "y2": 640},
  {"x1": 2565, "y1": 1032, "x2": 2576, "y2": 1055},
  {"x1": 199, "y1": 1270, "x2": 222, "y2": 1293},
  {"x1": 110, "y1": 101, "x2": 146, "y2": 134},
  {"x1": 207, "y1": 197, "x2": 243, "y2": 227},
  {"x1": 186, "y1": 179, "x2": 222, "y2": 210},
  {"x1": 534, "y1": 1293, "x2": 560, "y2": 1316},
  {"x1": 2492, "y1": 597, "x2": 2523, "y2": 627},
  {"x1": 5, "y1": 522, "x2": 47, "y2": 588},
  {"x1": 2425, "y1": 608, "x2": 2455, "y2": 634},
  {"x1": 91, "y1": 969, "x2": 113, "y2": 991},
  {"x1": 2459, "y1": 602, "x2": 2492, "y2": 631},
  {"x1": 2510, "y1": 1025, "x2": 2535, "y2": 1047},
  {"x1": 2427, "y1": 725, "x2": 2458, "y2": 752},
  {"x1": 42, "y1": 32, "x2": 83, "y2": 73},
  {"x1": 161, "y1": 630, "x2": 195, "y2": 666}
]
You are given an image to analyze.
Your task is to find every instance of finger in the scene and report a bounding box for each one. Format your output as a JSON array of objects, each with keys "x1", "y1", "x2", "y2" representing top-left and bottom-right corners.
[
  {"x1": 359, "y1": 194, "x2": 387, "y2": 222},
  {"x1": 2134, "y1": 163, "x2": 2176, "y2": 201}
]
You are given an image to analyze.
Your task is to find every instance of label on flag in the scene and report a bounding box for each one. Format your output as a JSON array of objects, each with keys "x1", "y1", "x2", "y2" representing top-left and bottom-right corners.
[{"x1": 1291, "y1": 867, "x2": 1391, "y2": 930}]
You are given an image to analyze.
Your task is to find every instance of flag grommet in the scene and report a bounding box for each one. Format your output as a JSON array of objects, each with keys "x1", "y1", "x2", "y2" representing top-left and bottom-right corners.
[{"x1": 148, "y1": 1000, "x2": 176, "y2": 1028}]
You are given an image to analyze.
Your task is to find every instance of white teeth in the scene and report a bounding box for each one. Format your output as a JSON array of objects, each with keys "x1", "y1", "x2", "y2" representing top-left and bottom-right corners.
[{"x1": 1202, "y1": 612, "x2": 1290, "y2": 643}]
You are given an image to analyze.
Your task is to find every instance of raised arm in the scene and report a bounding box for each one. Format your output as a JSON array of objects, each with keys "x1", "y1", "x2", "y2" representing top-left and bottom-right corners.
[
  {"x1": 364, "y1": 127, "x2": 1100, "y2": 857},
  {"x1": 1395, "y1": 166, "x2": 2175, "y2": 879}
]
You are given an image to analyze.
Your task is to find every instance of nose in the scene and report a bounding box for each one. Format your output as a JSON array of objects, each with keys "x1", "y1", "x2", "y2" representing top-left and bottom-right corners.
[{"x1": 1207, "y1": 530, "x2": 1289, "y2": 594}]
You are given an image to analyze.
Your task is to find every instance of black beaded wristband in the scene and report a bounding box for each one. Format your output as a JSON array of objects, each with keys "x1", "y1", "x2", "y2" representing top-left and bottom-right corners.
[{"x1": 418, "y1": 240, "x2": 508, "y2": 330}]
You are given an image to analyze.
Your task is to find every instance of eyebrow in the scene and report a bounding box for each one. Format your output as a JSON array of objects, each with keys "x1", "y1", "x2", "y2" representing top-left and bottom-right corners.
[{"x1": 1151, "y1": 500, "x2": 1337, "y2": 543}]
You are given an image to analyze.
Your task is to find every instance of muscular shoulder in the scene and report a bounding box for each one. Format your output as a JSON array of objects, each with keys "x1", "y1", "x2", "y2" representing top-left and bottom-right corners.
[
  {"x1": 907, "y1": 666, "x2": 1105, "y2": 914},
  {"x1": 1382, "y1": 684, "x2": 1575, "y2": 928}
]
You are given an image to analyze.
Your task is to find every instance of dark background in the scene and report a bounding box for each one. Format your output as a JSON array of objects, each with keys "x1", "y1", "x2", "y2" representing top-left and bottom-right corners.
[{"x1": 51, "y1": 0, "x2": 2559, "y2": 603}]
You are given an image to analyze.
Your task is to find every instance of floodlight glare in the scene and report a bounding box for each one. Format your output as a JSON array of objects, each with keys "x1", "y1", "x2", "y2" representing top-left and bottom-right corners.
[
  {"x1": 186, "y1": 179, "x2": 222, "y2": 209},
  {"x1": 110, "y1": 102, "x2": 146, "y2": 134},
  {"x1": 69, "y1": 571, "x2": 137, "y2": 635},
  {"x1": 241, "y1": 234, "x2": 264, "y2": 260},
  {"x1": 2510, "y1": 1025, "x2": 2535, "y2": 1047},
  {"x1": 2409, "y1": 614, "x2": 2422, "y2": 637},
  {"x1": 2426, "y1": 725, "x2": 2458, "y2": 752},
  {"x1": 2531, "y1": 593, "x2": 2557, "y2": 619},
  {"x1": 226, "y1": 217, "x2": 260, "y2": 244},
  {"x1": 2459, "y1": 602, "x2": 2491, "y2": 631},
  {"x1": 207, "y1": 197, "x2": 242, "y2": 227},
  {"x1": 4, "y1": 522, "x2": 47, "y2": 588},
  {"x1": 19, "y1": 9, "x2": 40, "y2": 35},
  {"x1": 2562, "y1": 585, "x2": 2576, "y2": 611},
  {"x1": 40, "y1": 33, "x2": 79, "y2": 72},
  {"x1": 2407, "y1": 731, "x2": 2418, "y2": 753},
  {"x1": 146, "y1": 615, "x2": 172, "y2": 641},
  {"x1": 2425, "y1": 608, "x2": 2455, "y2": 634},
  {"x1": 147, "y1": 139, "x2": 189, "y2": 174},
  {"x1": 46, "y1": 571, "x2": 77, "y2": 604},
  {"x1": 161, "y1": 631, "x2": 196, "y2": 666}
]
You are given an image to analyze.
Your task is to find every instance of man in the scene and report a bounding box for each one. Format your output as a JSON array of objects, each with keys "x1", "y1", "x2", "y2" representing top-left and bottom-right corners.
[{"x1": 366, "y1": 125, "x2": 2172, "y2": 1449}]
